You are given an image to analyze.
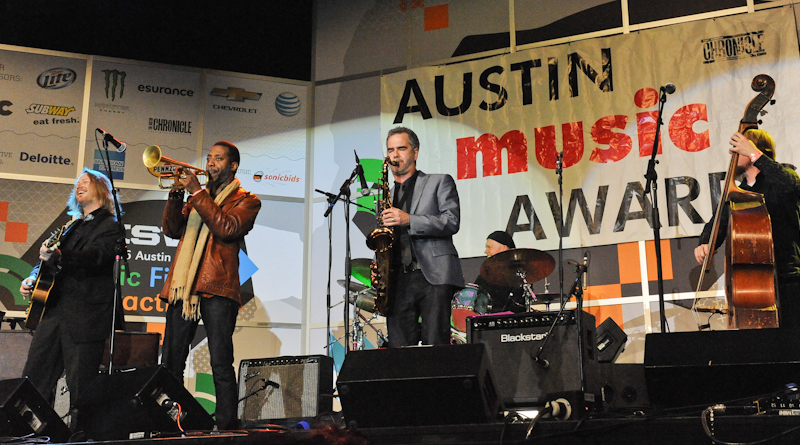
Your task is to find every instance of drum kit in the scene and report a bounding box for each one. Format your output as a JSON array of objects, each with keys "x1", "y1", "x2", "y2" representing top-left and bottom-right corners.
[
  {"x1": 451, "y1": 248, "x2": 558, "y2": 344},
  {"x1": 340, "y1": 249, "x2": 559, "y2": 347}
]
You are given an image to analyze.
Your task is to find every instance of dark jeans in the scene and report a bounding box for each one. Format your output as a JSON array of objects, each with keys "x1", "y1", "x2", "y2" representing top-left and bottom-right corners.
[
  {"x1": 22, "y1": 310, "x2": 105, "y2": 407},
  {"x1": 387, "y1": 269, "x2": 456, "y2": 347},
  {"x1": 162, "y1": 296, "x2": 239, "y2": 430}
]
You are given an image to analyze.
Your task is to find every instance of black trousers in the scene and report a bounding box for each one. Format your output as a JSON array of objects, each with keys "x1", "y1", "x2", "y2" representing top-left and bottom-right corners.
[
  {"x1": 387, "y1": 269, "x2": 457, "y2": 347},
  {"x1": 22, "y1": 306, "x2": 106, "y2": 408},
  {"x1": 162, "y1": 296, "x2": 239, "y2": 430}
]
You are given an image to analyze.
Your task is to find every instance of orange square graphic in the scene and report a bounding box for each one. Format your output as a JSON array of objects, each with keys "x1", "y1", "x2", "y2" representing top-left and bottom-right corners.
[
  {"x1": 424, "y1": 4, "x2": 448, "y2": 31},
  {"x1": 0, "y1": 202, "x2": 8, "y2": 222},
  {"x1": 5, "y1": 221, "x2": 28, "y2": 243},
  {"x1": 617, "y1": 242, "x2": 641, "y2": 284},
  {"x1": 585, "y1": 283, "x2": 622, "y2": 301},
  {"x1": 147, "y1": 322, "x2": 167, "y2": 345},
  {"x1": 645, "y1": 239, "x2": 673, "y2": 281},
  {"x1": 585, "y1": 305, "x2": 624, "y2": 329}
]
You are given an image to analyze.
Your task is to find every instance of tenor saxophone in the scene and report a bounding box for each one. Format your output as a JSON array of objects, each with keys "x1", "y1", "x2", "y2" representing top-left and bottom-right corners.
[{"x1": 366, "y1": 157, "x2": 399, "y2": 315}]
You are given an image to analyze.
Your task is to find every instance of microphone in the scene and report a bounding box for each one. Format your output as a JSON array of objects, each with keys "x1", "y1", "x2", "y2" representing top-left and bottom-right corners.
[
  {"x1": 354, "y1": 150, "x2": 369, "y2": 196},
  {"x1": 534, "y1": 357, "x2": 550, "y2": 368},
  {"x1": 660, "y1": 83, "x2": 676, "y2": 95},
  {"x1": 261, "y1": 378, "x2": 280, "y2": 389},
  {"x1": 97, "y1": 128, "x2": 127, "y2": 152}
]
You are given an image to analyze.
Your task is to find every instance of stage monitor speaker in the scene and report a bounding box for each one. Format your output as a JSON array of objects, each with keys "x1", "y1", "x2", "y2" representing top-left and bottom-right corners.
[
  {"x1": 0, "y1": 378, "x2": 71, "y2": 443},
  {"x1": 337, "y1": 343, "x2": 500, "y2": 429},
  {"x1": 596, "y1": 363, "x2": 649, "y2": 410},
  {"x1": 73, "y1": 365, "x2": 215, "y2": 440},
  {"x1": 237, "y1": 355, "x2": 333, "y2": 424},
  {"x1": 467, "y1": 310, "x2": 598, "y2": 408},
  {"x1": 645, "y1": 329, "x2": 800, "y2": 409},
  {"x1": 596, "y1": 317, "x2": 627, "y2": 363}
]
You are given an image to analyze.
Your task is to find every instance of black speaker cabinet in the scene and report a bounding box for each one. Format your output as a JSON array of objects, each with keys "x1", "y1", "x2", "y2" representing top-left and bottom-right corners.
[
  {"x1": 467, "y1": 310, "x2": 598, "y2": 408},
  {"x1": 0, "y1": 378, "x2": 71, "y2": 443},
  {"x1": 337, "y1": 343, "x2": 500, "y2": 428},
  {"x1": 73, "y1": 365, "x2": 214, "y2": 440},
  {"x1": 596, "y1": 363, "x2": 649, "y2": 410},
  {"x1": 596, "y1": 317, "x2": 627, "y2": 363},
  {"x1": 237, "y1": 355, "x2": 333, "y2": 424},
  {"x1": 0, "y1": 330, "x2": 33, "y2": 381},
  {"x1": 645, "y1": 329, "x2": 800, "y2": 409},
  {"x1": 102, "y1": 331, "x2": 161, "y2": 368}
]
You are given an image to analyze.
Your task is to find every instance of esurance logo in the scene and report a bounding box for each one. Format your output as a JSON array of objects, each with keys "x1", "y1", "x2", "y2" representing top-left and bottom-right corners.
[
  {"x1": 702, "y1": 31, "x2": 765, "y2": 64},
  {"x1": 37, "y1": 68, "x2": 77, "y2": 89},
  {"x1": 500, "y1": 332, "x2": 547, "y2": 342}
]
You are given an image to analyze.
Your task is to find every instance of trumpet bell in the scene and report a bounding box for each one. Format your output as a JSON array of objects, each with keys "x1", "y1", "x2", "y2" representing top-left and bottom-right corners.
[{"x1": 142, "y1": 145, "x2": 208, "y2": 189}]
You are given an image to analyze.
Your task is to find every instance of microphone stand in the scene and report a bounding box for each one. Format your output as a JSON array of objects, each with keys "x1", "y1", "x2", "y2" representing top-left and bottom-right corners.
[
  {"x1": 555, "y1": 152, "x2": 565, "y2": 305},
  {"x1": 97, "y1": 136, "x2": 128, "y2": 374},
  {"x1": 644, "y1": 88, "x2": 669, "y2": 334},
  {"x1": 317, "y1": 165, "x2": 361, "y2": 353},
  {"x1": 531, "y1": 262, "x2": 588, "y2": 391}
]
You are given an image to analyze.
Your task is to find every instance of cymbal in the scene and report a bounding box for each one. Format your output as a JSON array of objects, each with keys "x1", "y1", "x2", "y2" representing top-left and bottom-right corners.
[
  {"x1": 337, "y1": 279, "x2": 369, "y2": 293},
  {"x1": 351, "y1": 258, "x2": 372, "y2": 286},
  {"x1": 480, "y1": 248, "x2": 556, "y2": 287}
]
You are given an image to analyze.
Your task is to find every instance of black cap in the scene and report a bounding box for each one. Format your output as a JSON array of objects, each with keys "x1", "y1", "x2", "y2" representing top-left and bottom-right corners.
[{"x1": 487, "y1": 231, "x2": 515, "y2": 249}]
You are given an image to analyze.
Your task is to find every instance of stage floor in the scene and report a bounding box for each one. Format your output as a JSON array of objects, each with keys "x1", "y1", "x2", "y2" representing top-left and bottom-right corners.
[{"x1": 33, "y1": 413, "x2": 800, "y2": 445}]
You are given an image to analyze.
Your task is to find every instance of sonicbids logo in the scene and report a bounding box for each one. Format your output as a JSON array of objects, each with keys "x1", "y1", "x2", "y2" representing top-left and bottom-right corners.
[{"x1": 457, "y1": 88, "x2": 709, "y2": 179}]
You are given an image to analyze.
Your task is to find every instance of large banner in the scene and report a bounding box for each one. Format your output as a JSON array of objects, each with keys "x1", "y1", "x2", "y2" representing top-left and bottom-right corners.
[
  {"x1": 0, "y1": 51, "x2": 86, "y2": 179},
  {"x1": 382, "y1": 7, "x2": 800, "y2": 258}
]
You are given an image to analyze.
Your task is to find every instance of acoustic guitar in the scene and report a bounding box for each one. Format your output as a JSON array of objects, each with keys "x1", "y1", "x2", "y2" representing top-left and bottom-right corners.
[{"x1": 25, "y1": 221, "x2": 73, "y2": 330}]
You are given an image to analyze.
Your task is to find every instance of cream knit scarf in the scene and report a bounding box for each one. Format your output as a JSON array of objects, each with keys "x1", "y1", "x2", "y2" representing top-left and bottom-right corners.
[{"x1": 168, "y1": 178, "x2": 240, "y2": 320}]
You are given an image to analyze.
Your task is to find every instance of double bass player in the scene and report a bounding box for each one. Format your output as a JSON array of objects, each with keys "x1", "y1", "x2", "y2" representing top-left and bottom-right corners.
[{"x1": 695, "y1": 129, "x2": 800, "y2": 328}]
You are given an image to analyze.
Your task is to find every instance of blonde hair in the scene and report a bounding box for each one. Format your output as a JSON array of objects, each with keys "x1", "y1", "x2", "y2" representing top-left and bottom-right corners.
[
  {"x1": 743, "y1": 128, "x2": 776, "y2": 160},
  {"x1": 66, "y1": 168, "x2": 116, "y2": 217}
]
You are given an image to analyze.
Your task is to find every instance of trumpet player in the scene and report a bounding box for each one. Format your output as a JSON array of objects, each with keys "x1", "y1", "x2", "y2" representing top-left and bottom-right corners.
[
  {"x1": 381, "y1": 127, "x2": 464, "y2": 347},
  {"x1": 157, "y1": 141, "x2": 261, "y2": 430}
]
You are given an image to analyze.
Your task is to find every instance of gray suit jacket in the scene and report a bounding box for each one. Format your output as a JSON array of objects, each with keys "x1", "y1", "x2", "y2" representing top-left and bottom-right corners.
[{"x1": 400, "y1": 171, "x2": 465, "y2": 287}]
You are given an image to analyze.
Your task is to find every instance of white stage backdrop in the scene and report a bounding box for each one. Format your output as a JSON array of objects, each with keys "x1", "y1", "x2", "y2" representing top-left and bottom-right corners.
[{"x1": 382, "y1": 7, "x2": 800, "y2": 258}]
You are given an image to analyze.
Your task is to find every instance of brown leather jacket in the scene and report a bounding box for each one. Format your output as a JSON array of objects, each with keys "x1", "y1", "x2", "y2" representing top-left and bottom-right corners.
[{"x1": 159, "y1": 185, "x2": 261, "y2": 305}]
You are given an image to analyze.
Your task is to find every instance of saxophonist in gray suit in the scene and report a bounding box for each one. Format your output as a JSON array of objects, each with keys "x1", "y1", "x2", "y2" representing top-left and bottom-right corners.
[{"x1": 380, "y1": 126, "x2": 464, "y2": 347}]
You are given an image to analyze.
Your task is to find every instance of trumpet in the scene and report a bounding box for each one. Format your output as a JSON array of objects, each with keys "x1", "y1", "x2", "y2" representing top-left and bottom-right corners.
[{"x1": 143, "y1": 145, "x2": 208, "y2": 189}]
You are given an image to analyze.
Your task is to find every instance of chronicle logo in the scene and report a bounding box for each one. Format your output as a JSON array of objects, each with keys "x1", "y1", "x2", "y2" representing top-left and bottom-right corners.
[
  {"x1": 148, "y1": 117, "x2": 192, "y2": 134},
  {"x1": 102, "y1": 69, "x2": 126, "y2": 101},
  {"x1": 0, "y1": 100, "x2": 11, "y2": 116},
  {"x1": 26, "y1": 104, "x2": 76, "y2": 116},
  {"x1": 37, "y1": 68, "x2": 77, "y2": 89},
  {"x1": 702, "y1": 31, "x2": 766, "y2": 64}
]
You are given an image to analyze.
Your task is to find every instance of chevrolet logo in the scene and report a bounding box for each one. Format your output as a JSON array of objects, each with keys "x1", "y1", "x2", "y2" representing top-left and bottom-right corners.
[{"x1": 210, "y1": 87, "x2": 262, "y2": 102}]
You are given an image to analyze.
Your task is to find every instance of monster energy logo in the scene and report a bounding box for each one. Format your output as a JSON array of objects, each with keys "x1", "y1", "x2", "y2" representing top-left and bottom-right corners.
[{"x1": 102, "y1": 69, "x2": 126, "y2": 101}]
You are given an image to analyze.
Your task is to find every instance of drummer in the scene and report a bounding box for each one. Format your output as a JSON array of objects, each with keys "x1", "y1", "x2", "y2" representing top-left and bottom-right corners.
[{"x1": 474, "y1": 231, "x2": 526, "y2": 313}]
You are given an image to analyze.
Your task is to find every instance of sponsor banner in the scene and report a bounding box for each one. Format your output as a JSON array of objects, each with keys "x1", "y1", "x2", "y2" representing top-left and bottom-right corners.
[
  {"x1": 0, "y1": 50, "x2": 86, "y2": 178},
  {"x1": 381, "y1": 8, "x2": 800, "y2": 257},
  {"x1": 86, "y1": 61, "x2": 202, "y2": 185},
  {"x1": 203, "y1": 74, "x2": 307, "y2": 198}
]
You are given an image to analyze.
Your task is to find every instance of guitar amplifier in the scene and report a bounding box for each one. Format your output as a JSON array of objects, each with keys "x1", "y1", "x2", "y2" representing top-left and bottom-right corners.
[
  {"x1": 237, "y1": 355, "x2": 333, "y2": 424},
  {"x1": 467, "y1": 310, "x2": 599, "y2": 408}
]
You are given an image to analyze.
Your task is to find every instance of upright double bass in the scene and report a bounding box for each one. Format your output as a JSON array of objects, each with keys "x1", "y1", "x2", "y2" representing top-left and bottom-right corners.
[{"x1": 693, "y1": 74, "x2": 779, "y2": 330}]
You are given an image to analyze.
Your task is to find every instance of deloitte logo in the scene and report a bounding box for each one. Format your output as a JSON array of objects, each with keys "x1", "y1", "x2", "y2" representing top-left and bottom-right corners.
[{"x1": 275, "y1": 92, "x2": 301, "y2": 117}]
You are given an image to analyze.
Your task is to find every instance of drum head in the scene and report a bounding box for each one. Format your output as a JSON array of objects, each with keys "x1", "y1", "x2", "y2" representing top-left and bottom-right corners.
[{"x1": 450, "y1": 284, "x2": 490, "y2": 333}]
